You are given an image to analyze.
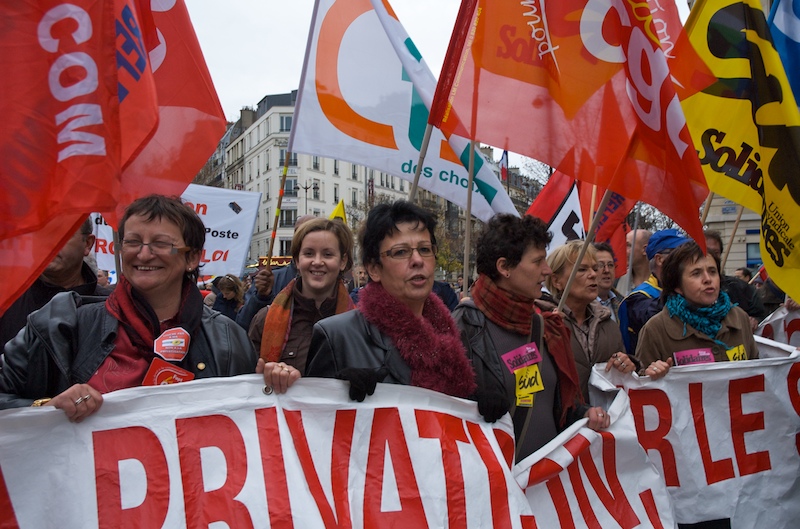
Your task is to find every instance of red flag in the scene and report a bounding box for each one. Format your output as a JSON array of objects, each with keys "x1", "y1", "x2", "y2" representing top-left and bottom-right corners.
[
  {"x1": 430, "y1": 0, "x2": 713, "y2": 246},
  {"x1": 0, "y1": 0, "x2": 223, "y2": 313},
  {"x1": 108, "y1": 0, "x2": 226, "y2": 225},
  {"x1": 499, "y1": 150, "x2": 509, "y2": 182},
  {"x1": 577, "y1": 184, "x2": 635, "y2": 278}
]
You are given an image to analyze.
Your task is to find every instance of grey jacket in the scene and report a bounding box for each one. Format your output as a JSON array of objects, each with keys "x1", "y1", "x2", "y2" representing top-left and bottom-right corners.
[{"x1": 0, "y1": 291, "x2": 256, "y2": 409}]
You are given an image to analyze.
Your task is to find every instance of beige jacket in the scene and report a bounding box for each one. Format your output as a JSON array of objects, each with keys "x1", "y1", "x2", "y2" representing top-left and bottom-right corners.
[{"x1": 636, "y1": 305, "x2": 758, "y2": 366}]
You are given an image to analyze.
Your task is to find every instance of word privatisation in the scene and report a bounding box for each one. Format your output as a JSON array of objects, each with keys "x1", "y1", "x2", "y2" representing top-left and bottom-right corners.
[{"x1": 68, "y1": 407, "x2": 527, "y2": 528}]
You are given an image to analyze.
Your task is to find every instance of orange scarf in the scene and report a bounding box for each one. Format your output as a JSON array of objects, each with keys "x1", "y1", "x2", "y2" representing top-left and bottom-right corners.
[{"x1": 259, "y1": 278, "x2": 355, "y2": 362}]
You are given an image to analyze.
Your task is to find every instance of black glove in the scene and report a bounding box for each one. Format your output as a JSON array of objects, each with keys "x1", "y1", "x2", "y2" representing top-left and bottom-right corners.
[
  {"x1": 476, "y1": 387, "x2": 510, "y2": 423},
  {"x1": 335, "y1": 367, "x2": 389, "y2": 402}
]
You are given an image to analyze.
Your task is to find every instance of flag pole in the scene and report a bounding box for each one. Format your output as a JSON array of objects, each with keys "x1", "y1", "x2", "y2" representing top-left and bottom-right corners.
[
  {"x1": 266, "y1": 150, "x2": 292, "y2": 265},
  {"x1": 700, "y1": 192, "x2": 714, "y2": 225},
  {"x1": 556, "y1": 189, "x2": 613, "y2": 313},
  {"x1": 408, "y1": 123, "x2": 433, "y2": 203},
  {"x1": 721, "y1": 205, "x2": 744, "y2": 272},
  {"x1": 462, "y1": 140, "x2": 476, "y2": 294}
]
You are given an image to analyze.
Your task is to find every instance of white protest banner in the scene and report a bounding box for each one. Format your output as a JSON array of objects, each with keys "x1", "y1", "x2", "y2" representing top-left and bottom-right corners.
[
  {"x1": 590, "y1": 355, "x2": 800, "y2": 527},
  {"x1": 92, "y1": 184, "x2": 260, "y2": 277},
  {"x1": 290, "y1": 0, "x2": 518, "y2": 222},
  {"x1": 758, "y1": 306, "x2": 800, "y2": 348},
  {"x1": 515, "y1": 390, "x2": 676, "y2": 528},
  {"x1": 0, "y1": 377, "x2": 538, "y2": 528}
]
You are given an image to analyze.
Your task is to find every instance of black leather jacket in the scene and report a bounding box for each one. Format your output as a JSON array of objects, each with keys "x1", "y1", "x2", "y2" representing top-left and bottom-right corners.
[
  {"x1": 305, "y1": 310, "x2": 412, "y2": 383},
  {"x1": 0, "y1": 291, "x2": 257, "y2": 409}
]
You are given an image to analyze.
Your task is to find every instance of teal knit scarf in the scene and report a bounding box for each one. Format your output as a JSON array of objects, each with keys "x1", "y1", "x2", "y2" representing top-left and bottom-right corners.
[{"x1": 665, "y1": 291, "x2": 734, "y2": 349}]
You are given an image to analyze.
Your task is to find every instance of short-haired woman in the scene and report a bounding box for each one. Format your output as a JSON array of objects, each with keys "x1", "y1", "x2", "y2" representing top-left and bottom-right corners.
[{"x1": 636, "y1": 241, "x2": 758, "y2": 379}]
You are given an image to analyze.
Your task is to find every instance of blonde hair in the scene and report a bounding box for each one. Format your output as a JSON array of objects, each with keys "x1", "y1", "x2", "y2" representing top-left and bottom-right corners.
[{"x1": 545, "y1": 241, "x2": 597, "y2": 299}]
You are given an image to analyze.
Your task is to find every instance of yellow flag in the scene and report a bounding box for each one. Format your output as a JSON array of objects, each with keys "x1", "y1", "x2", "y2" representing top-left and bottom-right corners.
[
  {"x1": 683, "y1": 0, "x2": 800, "y2": 302},
  {"x1": 329, "y1": 199, "x2": 347, "y2": 224}
]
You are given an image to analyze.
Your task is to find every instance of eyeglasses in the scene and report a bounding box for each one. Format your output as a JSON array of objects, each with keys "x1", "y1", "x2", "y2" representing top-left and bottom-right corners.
[
  {"x1": 380, "y1": 243, "x2": 437, "y2": 260},
  {"x1": 596, "y1": 261, "x2": 615, "y2": 270},
  {"x1": 121, "y1": 239, "x2": 190, "y2": 255}
]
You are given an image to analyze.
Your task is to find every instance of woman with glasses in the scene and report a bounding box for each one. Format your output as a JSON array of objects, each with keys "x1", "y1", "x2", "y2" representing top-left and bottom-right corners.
[
  {"x1": 453, "y1": 215, "x2": 609, "y2": 460},
  {"x1": 538, "y1": 240, "x2": 630, "y2": 402},
  {"x1": 0, "y1": 195, "x2": 256, "y2": 419},
  {"x1": 251, "y1": 218, "x2": 356, "y2": 391},
  {"x1": 281, "y1": 201, "x2": 476, "y2": 402}
]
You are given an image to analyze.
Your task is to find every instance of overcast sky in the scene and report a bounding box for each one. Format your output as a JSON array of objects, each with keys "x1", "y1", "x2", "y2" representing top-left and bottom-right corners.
[
  {"x1": 185, "y1": 0, "x2": 461, "y2": 122},
  {"x1": 184, "y1": 0, "x2": 691, "y2": 169}
]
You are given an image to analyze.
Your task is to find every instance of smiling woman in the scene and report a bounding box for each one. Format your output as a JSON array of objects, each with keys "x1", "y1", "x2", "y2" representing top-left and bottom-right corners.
[
  {"x1": 0, "y1": 195, "x2": 257, "y2": 420},
  {"x1": 251, "y1": 218, "x2": 355, "y2": 384}
]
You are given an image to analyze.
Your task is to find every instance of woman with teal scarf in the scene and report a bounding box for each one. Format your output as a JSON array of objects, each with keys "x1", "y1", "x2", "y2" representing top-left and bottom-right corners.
[{"x1": 636, "y1": 241, "x2": 758, "y2": 378}]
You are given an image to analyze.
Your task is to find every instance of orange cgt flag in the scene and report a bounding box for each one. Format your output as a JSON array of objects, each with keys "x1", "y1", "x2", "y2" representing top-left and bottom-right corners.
[{"x1": 430, "y1": 0, "x2": 713, "y2": 245}]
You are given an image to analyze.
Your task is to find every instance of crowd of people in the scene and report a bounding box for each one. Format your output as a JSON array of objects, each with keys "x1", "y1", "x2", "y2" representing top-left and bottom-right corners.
[{"x1": 0, "y1": 195, "x2": 793, "y2": 464}]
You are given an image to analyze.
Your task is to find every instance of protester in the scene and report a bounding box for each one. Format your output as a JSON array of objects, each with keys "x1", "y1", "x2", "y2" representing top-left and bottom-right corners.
[
  {"x1": 0, "y1": 195, "x2": 256, "y2": 419},
  {"x1": 0, "y1": 218, "x2": 112, "y2": 346},
  {"x1": 211, "y1": 273, "x2": 245, "y2": 320},
  {"x1": 758, "y1": 277, "x2": 786, "y2": 316},
  {"x1": 625, "y1": 229, "x2": 652, "y2": 290},
  {"x1": 453, "y1": 215, "x2": 609, "y2": 460},
  {"x1": 619, "y1": 228, "x2": 689, "y2": 355},
  {"x1": 281, "y1": 201, "x2": 476, "y2": 403},
  {"x1": 251, "y1": 218, "x2": 355, "y2": 376},
  {"x1": 593, "y1": 241, "x2": 622, "y2": 321},
  {"x1": 636, "y1": 241, "x2": 758, "y2": 378},
  {"x1": 704, "y1": 230, "x2": 767, "y2": 329},
  {"x1": 734, "y1": 267, "x2": 752, "y2": 282},
  {"x1": 236, "y1": 215, "x2": 314, "y2": 330},
  {"x1": 538, "y1": 240, "x2": 630, "y2": 402},
  {"x1": 96, "y1": 269, "x2": 111, "y2": 287}
]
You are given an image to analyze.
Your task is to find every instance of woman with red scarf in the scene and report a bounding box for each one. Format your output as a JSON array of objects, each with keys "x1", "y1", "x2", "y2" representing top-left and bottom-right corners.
[
  {"x1": 453, "y1": 214, "x2": 609, "y2": 461},
  {"x1": 0, "y1": 195, "x2": 256, "y2": 419},
  {"x1": 279, "y1": 201, "x2": 476, "y2": 402}
]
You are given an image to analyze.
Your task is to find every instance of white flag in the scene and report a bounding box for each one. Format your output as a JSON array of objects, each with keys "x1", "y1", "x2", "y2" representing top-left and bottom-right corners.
[{"x1": 289, "y1": 0, "x2": 518, "y2": 221}]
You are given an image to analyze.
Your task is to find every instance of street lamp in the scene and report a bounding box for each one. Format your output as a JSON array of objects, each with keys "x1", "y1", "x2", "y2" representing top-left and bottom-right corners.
[{"x1": 295, "y1": 180, "x2": 319, "y2": 215}]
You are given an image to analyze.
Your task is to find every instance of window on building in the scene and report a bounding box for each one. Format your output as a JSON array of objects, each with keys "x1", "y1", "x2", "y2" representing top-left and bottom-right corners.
[
  {"x1": 313, "y1": 209, "x2": 321, "y2": 217},
  {"x1": 285, "y1": 178, "x2": 298, "y2": 197},
  {"x1": 263, "y1": 207, "x2": 270, "y2": 231},
  {"x1": 351, "y1": 189, "x2": 358, "y2": 205},
  {"x1": 351, "y1": 164, "x2": 358, "y2": 180},
  {"x1": 312, "y1": 156, "x2": 321, "y2": 170},
  {"x1": 280, "y1": 209, "x2": 297, "y2": 228},
  {"x1": 280, "y1": 239, "x2": 292, "y2": 255},
  {"x1": 264, "y1": 179, "x2": 270, "y2": 201},
  {"x1": 334, "y1": 160, "x2": 339, "y2": 175},
  {"x1": 313, "y1": 180, "x2": 321, "y2": 200},
  {"x1": 399, "y1": 180, "x2": 405, "y2": 192},
  {"x1": 280, "y1": 115, "x2": 292, "y2": 132},
  {"x1": 334, "y1": 184, "x2": 339, "y2": 203},
  {"x1": 279, "y1": 149, "x2": 298, "y2": 167},
  {"x1": 264, "y1": 150, "x2": 269, "y2": 172},
  {"x1": 390, "y1": 176, "x2": 395, "y2": 190},
  {"x1": 746, "y1": 243, "x2": 762, "y2": 268}
]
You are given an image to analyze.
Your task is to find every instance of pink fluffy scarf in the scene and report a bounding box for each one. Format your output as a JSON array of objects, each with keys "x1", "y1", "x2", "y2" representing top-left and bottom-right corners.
[{"x1": 357, "y1": 282, "x2": 476, "y2": 398}]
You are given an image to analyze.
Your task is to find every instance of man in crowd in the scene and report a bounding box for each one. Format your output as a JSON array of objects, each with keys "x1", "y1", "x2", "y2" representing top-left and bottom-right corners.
[
  {"x1": 704, "y1": 230, "x2": 767, "y2": 329},
  {"x1": 0, "y1": 218, "x2": 112, "y2": 346},
  {"x1": 593, "y1": 242, "x2": 622, "y2": 321},
  {"x1": 625, "y1": 229, "x2": 652, "y2": 293},
  {"x1": 735, "y1": 267, "x2": 752, "y2": 282},
  {"x1": 96, "y1": 269, "x2": 110, "y2": 287},
  {"x1": 619, "y1": 229, "x2": 688, "y2": 355}
]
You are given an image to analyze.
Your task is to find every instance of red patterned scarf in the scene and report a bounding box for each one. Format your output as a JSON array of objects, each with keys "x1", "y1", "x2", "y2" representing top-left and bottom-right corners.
[
  {"x1": 471, "y1": 274, "x2": 535, "y2": 335},
  {"x1": 260, "y1": 278, "x2": 355, "y2": 362},
  {"x1": 105, "y1": 275, "x2": 203, "y2": 356},
  {"x1": 357, "y1": 282, "x2": 476, "y2": 398}
]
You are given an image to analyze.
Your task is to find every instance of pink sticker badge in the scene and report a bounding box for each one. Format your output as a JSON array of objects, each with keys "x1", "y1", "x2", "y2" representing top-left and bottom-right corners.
[
  {"x1": 501, "y1": 342, "x2": 542, "y2": 373},
  {"x1": 154, "y1": 327, "x2": 191, "y2": 362},
  {"x1": 673, "y1": 348, "x2": 715, "y2": 366}
]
